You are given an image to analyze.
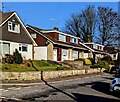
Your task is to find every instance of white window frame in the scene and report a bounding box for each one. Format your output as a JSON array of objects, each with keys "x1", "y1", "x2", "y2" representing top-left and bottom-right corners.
[
  {"x1": 70, "y1": 37, "x2": 78, "y2": 44},
  {"x1": 59, "y1": 34, "x2": 66, "y2": 42},
  {"x1": 19, "y1": 44, "x2": 28, "y2": 52},
  {"x1": 8, "y1": 21, "x2": 20, "y2": 33},
  {"x1": 93, "y1": 44, "x2": 97, "y2": 49},
  {"x1": 70, "y1": 37, "x2": 74, "y2": 43},
  {"x1": 31, "y1": 33, "x2": 37, "y2": 39}
]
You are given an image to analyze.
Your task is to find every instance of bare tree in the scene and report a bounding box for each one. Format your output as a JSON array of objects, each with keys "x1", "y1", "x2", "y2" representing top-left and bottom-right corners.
[
  {"x1": 97, "y1": 7, "x2": 118, "y2": 46},
  {"x1": 64, "y1": 5, "x2": 97, "y2": 42}
]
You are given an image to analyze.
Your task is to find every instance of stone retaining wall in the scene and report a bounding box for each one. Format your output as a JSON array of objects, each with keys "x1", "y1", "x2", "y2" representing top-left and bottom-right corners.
[{"x1": 1, "y1": 68, "x2": 104, "y2": 81}]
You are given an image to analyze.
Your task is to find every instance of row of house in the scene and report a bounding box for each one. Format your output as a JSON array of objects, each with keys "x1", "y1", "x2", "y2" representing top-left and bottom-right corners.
[{"x1": 0, "y1": 11, "x2": 110, "y2": 62}]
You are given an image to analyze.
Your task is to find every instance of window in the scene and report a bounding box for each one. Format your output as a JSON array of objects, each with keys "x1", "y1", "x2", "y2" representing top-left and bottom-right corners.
[
  {"x1": 59, "y1": 34, "x2": 66, "y2": 42},
  {"x1": 70, "y1": 37, "x2": 74, "y2": 43},
  {"x1": 8, "y1": 21, "x2": 20, "y2": 33},
  {"x1": 70, "y1": 37, "x2": 78, "y2": 44},
  {"x1": 93, "y1": 45, "x2": 97, "y2": 49},
  {"x1": 100, "y1": 46, "x2": 102, "y2": 50},
  {"x1": 19, "y1": 44, "x2": 28, "y2": 52},
  {"x1": 31, "y1": 33, "x2": 37, "y2": 39}
]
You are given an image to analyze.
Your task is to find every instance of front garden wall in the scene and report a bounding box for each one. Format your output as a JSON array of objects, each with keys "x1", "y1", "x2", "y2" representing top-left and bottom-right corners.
[{"x1": 1, "y1": 68, "x2": 104, "y2": 81}]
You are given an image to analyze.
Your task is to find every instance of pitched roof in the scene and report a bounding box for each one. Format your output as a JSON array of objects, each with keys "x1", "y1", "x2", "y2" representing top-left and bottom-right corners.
[
  {"x1": 26, "y1": 25, "x2": 88, "y2": 50},
  {"x1": 0, "y1": 11, "x2": 37, "y2": 45},
  {"x1": 0, "y1": 11, "x2": 14, "y2": 23}
]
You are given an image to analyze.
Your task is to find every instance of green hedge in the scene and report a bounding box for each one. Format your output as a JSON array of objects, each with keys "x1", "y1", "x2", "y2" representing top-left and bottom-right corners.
[{"x1": 90, "y1": 64, "x2": 100, "y2": 68}]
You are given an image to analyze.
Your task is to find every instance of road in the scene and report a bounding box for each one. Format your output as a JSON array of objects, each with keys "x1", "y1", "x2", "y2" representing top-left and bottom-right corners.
[{"x1": 1, "y1": 73, "x2": 120, "y2": 102}]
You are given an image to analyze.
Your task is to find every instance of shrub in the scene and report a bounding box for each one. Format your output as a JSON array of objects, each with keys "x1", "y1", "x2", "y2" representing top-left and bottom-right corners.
[
  {"x1": 98, "y1": 60, "x2": 110, "y2": 71},
  {"x1": 87, "y1": 58, "x2": 95, "y2": 65},
  {"x1": 101, "y1": 55, "x2": 112, "y2": 64},
  {"x1": 13, "y1": 49, "x2": 23, "y2": 64},
  {"x1": 2, "y1": 54, "x2": 15, "y2": 64},
  {"x1": 90, "y1": 64, "x2": 101, "y2": 68},
  {"x1": 83, "y1": 58, "x2": 92, "y2": 65},
  {"x1": 74, "y1": 58, "x2": 92, "y2": 65}
]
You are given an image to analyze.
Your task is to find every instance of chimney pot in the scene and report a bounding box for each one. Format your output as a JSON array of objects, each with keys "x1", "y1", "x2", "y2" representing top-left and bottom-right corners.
[{"x1": 53, "y1": 27, "x2": 59, "y2": 31}]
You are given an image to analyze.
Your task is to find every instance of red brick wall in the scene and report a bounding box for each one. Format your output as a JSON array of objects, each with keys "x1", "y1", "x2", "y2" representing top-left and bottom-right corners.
[
  {"x1": 27, "y1": 27, "x2": 47, "y2": 46},
  {"x1": 44, "y1": 32, "x2": 59, "y2": 40},
  {"x1": 57, "y1": 48, "x2": 62, "y2": 61},
  {"x1": 66, "y1": 36, "x2": 70, "y2": 43}
]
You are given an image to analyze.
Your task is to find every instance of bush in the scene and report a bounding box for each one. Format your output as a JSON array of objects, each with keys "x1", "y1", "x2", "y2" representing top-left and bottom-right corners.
[
  {"x1": 2, "y1": 54, "x2": 15, "y2": 64},
  {"x1": 101, "y1": 55, "x2": 112, "y2": 64},
  {"x1": 13, "y1": 49, "x2": 23, "y2": 64},
  {"x1": 83, "y1": 58, "x2": 92, "y2": 65},
  {"x1": 74, "y1": 58, "x2": 92, "y2": 65},
  {"x1": 87, "y1": 58, "x2": 95, "y2": 65},
  {"x1": 90, "y1": 64, "x2": 101, "y2": 68},
  {"x1": 98, "y1": 60, "x2": 110, "y2": 71}
]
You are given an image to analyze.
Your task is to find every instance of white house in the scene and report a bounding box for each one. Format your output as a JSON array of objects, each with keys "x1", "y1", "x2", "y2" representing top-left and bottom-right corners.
[{"x1": 0, "y1": 11, "x2": 37, "y2": 60}]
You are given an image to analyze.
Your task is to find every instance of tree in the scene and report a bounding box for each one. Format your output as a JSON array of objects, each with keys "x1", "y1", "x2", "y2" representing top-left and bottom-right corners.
[
  {"x1": 13, "y1": 49, "x2": 23, "y2": 64},
  {"x1": 97, "y1": 7, "x2": 118, "y2": 46},
  {"x1": 64, "y1": 5, "x2": 97, "y2": 42}
]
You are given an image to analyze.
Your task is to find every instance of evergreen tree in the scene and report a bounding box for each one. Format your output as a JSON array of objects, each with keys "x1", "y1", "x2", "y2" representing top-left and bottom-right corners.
[{"x1": 13, "y1": 49, "x2": 23, "y2": 64}]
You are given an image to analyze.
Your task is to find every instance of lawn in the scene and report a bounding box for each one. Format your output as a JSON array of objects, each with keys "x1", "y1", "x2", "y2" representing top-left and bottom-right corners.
[{"x1": 1, "y1": 60, "x2": 71, "y2": 72}]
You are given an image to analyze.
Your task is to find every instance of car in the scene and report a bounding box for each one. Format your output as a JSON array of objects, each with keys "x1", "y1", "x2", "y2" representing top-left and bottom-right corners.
[
  {"x1": 110, "y1": 66, "x2": 120, "y2": 74},
  {"x1": 110, "y1": 73, "x2": 120, "y2": 93}
]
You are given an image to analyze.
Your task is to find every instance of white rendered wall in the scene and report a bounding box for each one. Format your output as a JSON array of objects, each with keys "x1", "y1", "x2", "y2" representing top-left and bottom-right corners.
[{"x1": 0, "y1": 40, "x2": 33, "y2": 60}]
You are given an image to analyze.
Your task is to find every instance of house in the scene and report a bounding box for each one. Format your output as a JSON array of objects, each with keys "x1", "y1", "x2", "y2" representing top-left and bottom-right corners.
[
  {"x1": 26, "y1": 25, "x2": 94, "y2": 61},
  {"x1": 0, "y1": 11, "x2": 37, "y2": 60},
  {"x1": 84, "y1": 42, "x2": 108, "y2": 62}
]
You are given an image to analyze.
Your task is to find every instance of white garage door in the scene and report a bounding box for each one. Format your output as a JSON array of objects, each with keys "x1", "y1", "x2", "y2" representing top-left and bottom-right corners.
[{"x1": 34, "y1": 47, "x2": 47, "y2": 60}]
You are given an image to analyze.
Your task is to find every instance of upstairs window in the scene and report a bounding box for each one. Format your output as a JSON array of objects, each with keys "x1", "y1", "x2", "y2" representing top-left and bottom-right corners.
[
  {"x1": 93, "y1": 44, "x2": 97, "y2": 49},
  {"x1": 99, "y1": 46, "x2": 103, "y2": 50},
  {"x1": 19, "y1": 44, "x2": 28, "y2": 52},
  {"x1": 70, "y1": 37, "x2": 78, "y2": 44},
  {"x1": 8, "y1": 21, "x2": 20, "y2": 33},
  {"x1": 59, "y1": 34, "x2": 66, "y2": 42},
  {"x1": 31, "y1": 33, "x2": 37, "y2": 39}
]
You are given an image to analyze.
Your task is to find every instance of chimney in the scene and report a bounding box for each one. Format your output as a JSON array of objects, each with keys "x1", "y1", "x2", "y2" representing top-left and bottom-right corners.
[{"x1": 53, "y1": 27, "x2": 59, "y2": 31}]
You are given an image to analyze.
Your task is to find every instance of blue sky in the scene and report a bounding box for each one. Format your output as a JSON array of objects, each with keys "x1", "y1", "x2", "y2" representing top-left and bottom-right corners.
[{"x1": 3, "y1": 2, "x2": 118, "y2": 30}]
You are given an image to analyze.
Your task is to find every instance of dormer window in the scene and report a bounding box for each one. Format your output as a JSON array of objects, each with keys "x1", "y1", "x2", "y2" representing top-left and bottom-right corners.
[
  {"x1": 59, "y1": 34, "x2": 66, "y2": 42},
  {"x1": 70, "y1": 37, "x2": 78, "y2": 44},
  {"x1": 8, "y1": 21, "x2": 20, "y2": 33}
]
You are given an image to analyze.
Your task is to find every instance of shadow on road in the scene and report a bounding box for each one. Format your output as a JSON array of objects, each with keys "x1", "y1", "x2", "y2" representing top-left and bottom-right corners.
[
  {"x1": 72, "y1": 93, "x2": 120, "y2": 102},
  {"x1": 41, "y1": 71, "x2": 120, "y2": 102},
  {"x1": 91, "y1": 81, "x2": 120, "y2": 99}
]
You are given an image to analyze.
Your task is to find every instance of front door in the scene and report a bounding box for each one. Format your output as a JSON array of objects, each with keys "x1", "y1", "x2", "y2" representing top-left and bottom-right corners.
[
  {"x1": 62, "y1": 49, "x2": 68, "y2": 61},
  {"x1": 54, "y1": 48, "x2": 57, "y2": 61}
]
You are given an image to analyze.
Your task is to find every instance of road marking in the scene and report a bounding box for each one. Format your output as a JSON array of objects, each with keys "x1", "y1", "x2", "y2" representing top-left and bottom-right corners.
[
  {"x1": 7, "y1": 87, "x2": 16, "y2": 90},
  {"x1": 0, "y1": 89, "x2": 4, "y2": 91},
  {"x1": 2, "y1": 90, "x2": 8, "y2": 92},
  {"x1": 12, "y1": 87, "x2": 21, "y2": 90}
]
